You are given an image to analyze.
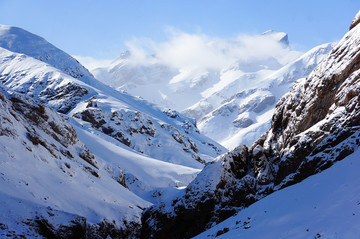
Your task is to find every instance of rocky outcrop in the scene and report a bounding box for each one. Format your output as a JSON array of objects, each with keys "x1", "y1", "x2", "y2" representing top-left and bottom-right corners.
[
  {"x1": 141, "y1": 11, "x2": 360, "y2": 239},
  {"x1": 72, "y1": 97, "x2": 224, "y2": 168}
]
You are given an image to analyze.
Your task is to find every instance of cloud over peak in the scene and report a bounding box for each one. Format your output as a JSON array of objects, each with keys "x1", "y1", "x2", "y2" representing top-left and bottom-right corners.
[{"x1": 122, "y1": 29, "x2": 302, "y2": 71}]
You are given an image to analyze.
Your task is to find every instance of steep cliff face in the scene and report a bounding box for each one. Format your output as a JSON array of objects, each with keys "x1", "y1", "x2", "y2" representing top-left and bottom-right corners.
[{"x1": 141, "y1": 12, "x2": 360, "y2": 239}]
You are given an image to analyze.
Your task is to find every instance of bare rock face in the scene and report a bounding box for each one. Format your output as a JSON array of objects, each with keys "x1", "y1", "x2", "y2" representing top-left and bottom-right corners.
[{"x1": 141, "y1": 11, "x2": 360, "y2": 239}]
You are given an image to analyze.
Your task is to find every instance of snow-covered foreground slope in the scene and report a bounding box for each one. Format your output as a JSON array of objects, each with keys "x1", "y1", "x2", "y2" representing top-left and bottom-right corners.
[
  {"x1": 141, "y1": 11, "x2": 360, "y2": 239},
  {"x1": 198, "y1": 43, "x2": 333, "y2": 148},
  {"x1": 195, "y1": 149, "x2": 360, "y2": 239},
  {"x1": 0, "y1": 88, "x2": 149, "y2": 238}
]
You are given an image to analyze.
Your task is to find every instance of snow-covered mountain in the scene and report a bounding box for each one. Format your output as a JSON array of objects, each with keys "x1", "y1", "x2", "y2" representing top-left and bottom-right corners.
[
  {"x1": 141, "y1": 10, "x2": 360, "y2": 239},
  {"x1": 93, "y1": 30, "x2": 333, "y2": 149},
  {"x1": 0, "y1": 25, "x2": 225, "y2": 169},
  {"x1": 197, "y1": 42, "x2": 333, "y2": 148},
  {"x1": 2, "y1": 8, "x2": 360, "y2": 238},
  {"x1": 0, "y1": 25, "x2": 94, "y2": 82},
  {"x1": 0, "y1": 24, "x2": 226, "y2": 237},
  {"x1": 93, "y1": 31, "x2": 301, "y2": 115}
]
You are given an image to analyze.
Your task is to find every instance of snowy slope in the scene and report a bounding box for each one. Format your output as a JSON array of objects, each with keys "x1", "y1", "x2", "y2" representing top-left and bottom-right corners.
[
  {"x1": 198, "y1": 42, "x2": 333, "y2": 148},
  {"x1": 195, "y1": 149, "x2": 360, "y2": 239},
  {"x1": 0, "y1": 25, "x2": 226, "y2": 170},
  {"x1": 0, "y1": 88, "x2": 149, "y2": 238}
]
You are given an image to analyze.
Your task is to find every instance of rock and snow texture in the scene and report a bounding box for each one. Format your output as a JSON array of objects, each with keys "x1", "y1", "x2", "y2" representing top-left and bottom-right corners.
[
  {"x1": 141, "y1": 11, "x2": 360, "y2": 239},
  {"x1": 0, "y1": 88, "x2": 149, "y2": 238},
  {"x1": 195, "y1": 149, "x2": 360, "y2": 239},
  {"x1": 0, "y1": 25, "x2": 225, "y2": 171},
  {"x1": 350, "y1": 10, "x2": 360, "y2": 30},
  {"x1": 197, "y1": 42, "x2": 333, "y2": 148}
]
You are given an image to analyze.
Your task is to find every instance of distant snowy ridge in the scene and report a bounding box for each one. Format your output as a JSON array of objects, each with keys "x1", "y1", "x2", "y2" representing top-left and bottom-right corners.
[
  {"x1": 197, "y1": 42, "x2": 333, "y2": 149},
  {"x1": 93, "y1": 30, "x2": 301, "y2": 116}
]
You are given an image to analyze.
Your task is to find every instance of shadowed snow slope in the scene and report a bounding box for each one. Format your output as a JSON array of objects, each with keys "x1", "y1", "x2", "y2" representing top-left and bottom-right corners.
[{"x1": 195, "y1": 149, "x2": 360, "y2": 239}]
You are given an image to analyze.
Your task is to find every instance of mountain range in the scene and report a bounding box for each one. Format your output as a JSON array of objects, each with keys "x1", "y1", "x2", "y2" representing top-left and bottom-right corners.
[
  {"x1": 93, "y1": 31, "x2": 332, "y2": 149},
  {"x1": 0, "y1": 9, "x2": 360, "y2": 239}
]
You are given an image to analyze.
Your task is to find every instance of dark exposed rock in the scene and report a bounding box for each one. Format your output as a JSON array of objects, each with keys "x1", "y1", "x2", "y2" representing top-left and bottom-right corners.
[{"x1": 33, "y1": 216, "x2": 141, "y2": 239}]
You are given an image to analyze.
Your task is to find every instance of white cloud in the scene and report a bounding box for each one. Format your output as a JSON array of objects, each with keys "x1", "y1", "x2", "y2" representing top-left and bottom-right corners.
[
  {"x1": 72, "y1": 55, "x2": 113, "y2": 71},
  {"x1": 74, "y1": 29, "x2": 303, "y2": 73},
  {"x1": 123, "y1": 29, "x2": 303, "y2": 71}
]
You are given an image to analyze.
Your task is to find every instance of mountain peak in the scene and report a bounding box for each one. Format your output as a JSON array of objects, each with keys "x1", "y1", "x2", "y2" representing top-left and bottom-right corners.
[
  {"x1": 0, "y1": 24, "x2": 94, "y2": 81},
  {"x1": 262, "y1": 30, "x2": 289, "y2": 47},
  {"x1": 350, "y1": 10, "x2": 360, "y2": 30}
]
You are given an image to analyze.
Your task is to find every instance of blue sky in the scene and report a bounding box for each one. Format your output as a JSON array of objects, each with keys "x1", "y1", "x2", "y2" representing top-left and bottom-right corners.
[{"x1": 0, "y1": 0, "x2": 359, "y2": 61}]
